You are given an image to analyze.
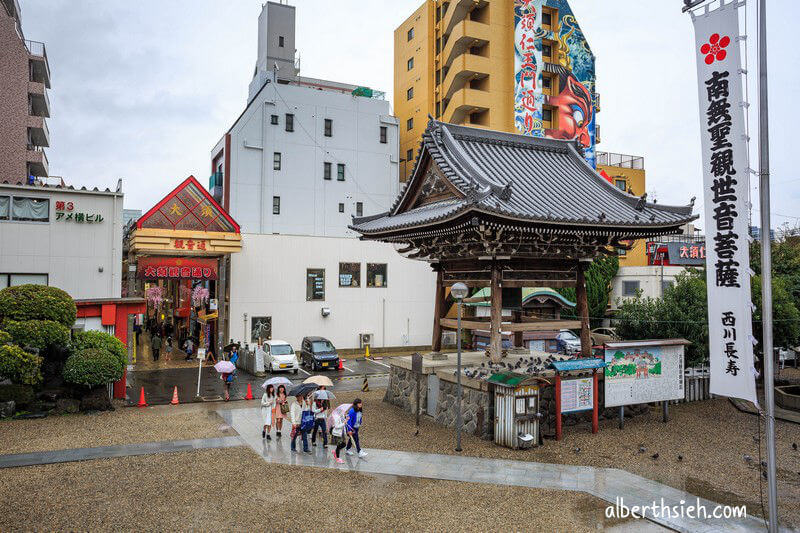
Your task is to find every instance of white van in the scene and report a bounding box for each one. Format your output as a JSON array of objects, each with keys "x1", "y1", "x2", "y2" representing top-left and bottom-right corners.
[{"x1": 262, "y1": 339, "x2": 299, "y2": 374}]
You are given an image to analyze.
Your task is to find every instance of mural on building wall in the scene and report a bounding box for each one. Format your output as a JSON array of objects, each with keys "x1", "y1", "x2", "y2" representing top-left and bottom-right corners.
[{"x1": 513, "y1": 0, "x2": 597, "y2": 167}]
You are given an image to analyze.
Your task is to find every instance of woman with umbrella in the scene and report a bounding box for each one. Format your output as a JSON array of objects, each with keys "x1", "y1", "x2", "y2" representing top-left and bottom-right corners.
[
  {"x1": 260, "y1": 384, "x2": 276, "y2": 440},
  {"x1": 213, "y1": 359, "x2": 237, "y2": 401},
  {"x1": 310, "y1": 388, "x2": 334, "y2": 448},
  {"x1": 273, "y1": 384, "x2": 288, "y2": 437},
  {"x1": 334, "y1": 398, "x2": 367, "y2": 459}
]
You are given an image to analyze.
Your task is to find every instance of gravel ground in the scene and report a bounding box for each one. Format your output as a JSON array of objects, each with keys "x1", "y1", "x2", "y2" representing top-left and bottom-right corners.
[
  {"x1": 0, "y1": 447, "x2": 631, "y2": 532},
  {"x1": 329, "y1": 390, "x2": 800, "y2": 528},
  {"x1": 0, "y1": 402, "x2": 232, "y2": 454}
]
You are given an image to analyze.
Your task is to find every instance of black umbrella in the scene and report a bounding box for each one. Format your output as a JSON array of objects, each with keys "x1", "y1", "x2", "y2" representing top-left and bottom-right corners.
[{"x1": 288, "y1": 383, "x2": 317, "y2": 398}]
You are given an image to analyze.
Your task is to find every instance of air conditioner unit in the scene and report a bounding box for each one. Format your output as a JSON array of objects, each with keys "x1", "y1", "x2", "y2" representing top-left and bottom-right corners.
[
  {"x1": 359, "y1": 333, "x2": 373, "y2": 348},
  {"x1": 441, "y1": 331, "x2": 457, "y2": 347}
]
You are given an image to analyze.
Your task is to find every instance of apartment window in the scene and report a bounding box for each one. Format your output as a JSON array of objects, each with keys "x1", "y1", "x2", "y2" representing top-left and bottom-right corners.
[
  {"x1": 285, "y1": 113, "x2": 294, "y2": 132},
  {"x1": 407, "y1": 57, "x2": 414, "y2": 70},
  {"x1": 5, "y1": 196, "x2": 49, "y2": 222},
  {"x1": 407, "y1": 118, "x2": 414, "y2": 131},
  {"x1": 617, "y1": 247, "x2": 627, "y2": 256},
  {"x1": 367, "y1": 263, "x2": 388, "y2": 288},
  {"x1": 0, "y1": 273, "x2": 48, "y2": 289},
  {"x1": 407, "y1": 87, "x2": 414, "y2": 100},
  {"x1": 356, "y1": 202, "x2": 363, "y2": 217},
  {"x1": 407, "y1": 27, "x2": 414, "y2": 41},
  {"x1": 337, "y1": 163, "x2": 345, "y2": 181},
  {"x1": 323, "y1": 162, "x2": 332, "y2": 180},
  {"x1": 542, "y1": 107, "x2": 555, "y2": 129},
  {"x1": 406, "y1": 149, "x2": 413, "y2": 162},
  {"x1": 542, "y1": 73, "x2": 554, "y2": 96},
  {"x1": 270, "y1": 114, "x2": 279, "y2": 125},
  {"x1": 338, "y1": 203, "x2": 344, "y2": 213},
  {"x1": 339, "y1": 262, "x2": 361, "y2": 287},
  {"x1": 272, "y1": 196, "x2": 280, "y2": 215},
  {"x1": 306, "y1": 269, "x2": 325, "y2": 301},
  {"x1": 615, "y1": 179, "x2": 627, "y2": 191},
  {"x1": 273, "y1": 152, "x2": 281, "y2": 170},
  {"x1": 542, "y1": 43, "x2": 553, "y2": 61},
  {"x1": 379, "y1": 126, "x2": 387, "y2": 144},
  {"x1": 542, "y1": 10, "x2": 553, "y2": 29},
  {"x1": 324, "y1": 118, "x2": 333, "y2": 137},
  {"x1": 279, "y1": 36, "x2": 285, "y2": 47},
  {"x1": 622, "y1": 280, "x2": 640, "y2": 297}
]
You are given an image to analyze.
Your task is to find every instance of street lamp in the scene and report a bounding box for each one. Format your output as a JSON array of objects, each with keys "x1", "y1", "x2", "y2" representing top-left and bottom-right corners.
[{"x1": 450, "y1": 282, "x2": 469, "y2": 452}]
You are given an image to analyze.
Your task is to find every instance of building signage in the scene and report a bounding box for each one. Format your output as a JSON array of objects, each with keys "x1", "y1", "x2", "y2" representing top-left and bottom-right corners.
[
  {"x1": 690, "y1": 2, "x2": 756, "y2": 404},
  {"x1": 54, "y1": 201, "x2": 104, "y2": 223},
  {"x1": 667, "y1": 241, "x2": 706, "y2": 265},
  {"x1": 560, "y1": 377, "x2": 593, "y2": 413},
  {"x1": 604, "y1": 343, "x2": 685, "y2": 408},
  {"x1": 137, "y1": 257, "x2": 218, "y2": 280},
  {"x1": 172, "y1": 239, "x2": 207, "y2": 251}
]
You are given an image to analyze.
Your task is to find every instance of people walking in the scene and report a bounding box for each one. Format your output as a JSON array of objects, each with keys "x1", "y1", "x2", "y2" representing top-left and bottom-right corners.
[
  {"x1": 184, "y1": 337, "x2": 194, "y2": 361},
  {"x1": 151, "y1": 333, "x2": 162, "y2": 362},
  {"x1": 311, "y1": 397, "x2": 328, "y2": 448},
  {"x1": 261, "y1": 384, "x2": 276, "y2": 440},
  {"x1": 290, "y1": 394, "x2": 311, "y2": 453},
  {"x1": 222, "y1": 349, "x2": 239, "y2": 401},
  {"x1": 165, "y1": 336, "x2": 173, "y2": 361},
  {"x1": 335, "y1": 398, "x2": 367, "y2": 459},
  {"x1": 273, "y1": 384, "x2": 288, "y2": 437},
  {"x1": 330, "y1": 408, "x2": 347, "y2": 464}
]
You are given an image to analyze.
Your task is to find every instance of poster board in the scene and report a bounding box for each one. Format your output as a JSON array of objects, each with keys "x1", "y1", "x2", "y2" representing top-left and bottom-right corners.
[
  {"x1": 604, "y1": 340, "x2": 686, "y2": 408},
  {"x1": 560, "y1": 377, "x2": 593, "y2": 413}
]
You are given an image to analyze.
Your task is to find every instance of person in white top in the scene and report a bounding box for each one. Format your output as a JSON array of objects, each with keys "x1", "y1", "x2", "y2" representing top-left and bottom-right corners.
[
  {"x1": 289, "y1": 395, "x2": 310, "y2": 453},
  {"x1": 260, "y1": 384, "x2": 276, "y2": 440},
  {"x1": 310, "y1": 396, "x2": 328, "y2": 448}
]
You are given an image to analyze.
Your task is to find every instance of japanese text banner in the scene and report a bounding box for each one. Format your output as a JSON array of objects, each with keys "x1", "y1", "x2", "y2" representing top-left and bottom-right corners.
[{"x1": 691, "y1": 1, "x2": 756, "y2": 404}]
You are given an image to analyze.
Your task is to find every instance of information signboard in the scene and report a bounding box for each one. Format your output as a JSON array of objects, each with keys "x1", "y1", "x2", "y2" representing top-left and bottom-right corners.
[
  {"x1": 604, "y1": 340, "x2": 686, "y2": 408},
  {"x1": 561, "y1": 377, "x2": 594, "y2": 413}
]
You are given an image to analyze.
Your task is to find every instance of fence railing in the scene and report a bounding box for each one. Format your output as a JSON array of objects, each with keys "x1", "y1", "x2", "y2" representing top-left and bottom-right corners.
[{"x1": 596, "y1": 151, "x2": 645, "y2": 170}]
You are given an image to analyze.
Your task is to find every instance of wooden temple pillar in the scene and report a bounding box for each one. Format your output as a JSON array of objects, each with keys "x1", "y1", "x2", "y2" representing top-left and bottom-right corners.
[
  {"x1": 576, "y1": 262, "x2": 591, "y2": 357},
  {"x1": 512, "y1": 310, "x2": 524, "y2": 348},
  {"x1": 489, "y1": 262, "x2": 503, "y2": 362},
  {"x1": 431, "y1": 267, "x2": 445, "y2": 353}
]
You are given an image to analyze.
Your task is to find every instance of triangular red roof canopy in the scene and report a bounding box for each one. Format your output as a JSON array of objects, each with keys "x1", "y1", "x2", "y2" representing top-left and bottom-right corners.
[{"x1": 137, "y1": 175, "x2": 240, "y2": 233}]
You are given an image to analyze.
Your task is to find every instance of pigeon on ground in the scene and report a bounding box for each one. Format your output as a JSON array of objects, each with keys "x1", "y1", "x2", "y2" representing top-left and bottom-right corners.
[
  {"x1": 638, "y1": 445, "x2": 646, "y2": 454},
  {"x1": 762, "y1": 471, "x2": 768, "y2": 480},
  {"x1": 573, "y1": 447, "x2": 581, "y2": 454},
  {"x1": 793, "y1": 442, "x2": 798, "y2": 451},
  {"x1": 743, "y1": 454, "x2": 753, "y2": 464},
  {"x1": 677, "y1": 455, "x2": 683, "y2": 462},
  {"x1": 761, "y1": 460, "x2": 768, "y2": 469},
  {"x1": 651, "y1": 453, "x2": 660, "y2": 460}
]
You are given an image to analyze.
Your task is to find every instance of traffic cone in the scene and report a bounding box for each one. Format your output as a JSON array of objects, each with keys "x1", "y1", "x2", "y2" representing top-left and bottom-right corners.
[
  {"x1": 361, "y1": 376, "x2": 369, "y2": 392},
  {"x1": 245, "y1": 382, "x2": 254, "y2": 400},
  {"x1": 365, "y1": 345, "x2": 370, "y2": 359},
  {"x1": 170, "y1": 386, "x2": 179, "y2": 405},
  {"x1": 137, "y1": 386, "x2": 148, "y2": 408},
  {"x1": 337, "y1": 358, "x2": 344, "y2": 371}
]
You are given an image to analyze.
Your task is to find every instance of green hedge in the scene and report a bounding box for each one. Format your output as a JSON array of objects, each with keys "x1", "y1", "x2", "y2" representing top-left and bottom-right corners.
[
  {"x1": 71, "y1": 330, "x2": 127, "y2": 367},
  {"x1": 63, "y1": 348, "x2": 124, "y2": 387},
  {"x1": 2, "y1": 319, "x2": 70, "y2": 351},
  {"x1": 0, "y1": 284, "x2": 76, "y2": 328},
  {"x1": 0, "y1": 330, "x2": 10, "y2": 346},
  {"x1": 0, "y1": 344, "x2": 43, "y2": 386}
]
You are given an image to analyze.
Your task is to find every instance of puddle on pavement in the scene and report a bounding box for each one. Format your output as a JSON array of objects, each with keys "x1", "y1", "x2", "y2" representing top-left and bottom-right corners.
[{"x1": 680, "y1": 476, "x2": 762, "y2": 517}]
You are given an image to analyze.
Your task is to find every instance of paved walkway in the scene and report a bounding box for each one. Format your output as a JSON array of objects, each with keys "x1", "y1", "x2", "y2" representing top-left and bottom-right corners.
[{"x1": 220, "y1": 407, "x2": 768, "y2": 533}]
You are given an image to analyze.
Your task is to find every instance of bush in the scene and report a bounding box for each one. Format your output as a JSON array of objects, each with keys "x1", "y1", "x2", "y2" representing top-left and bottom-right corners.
[
  {"x1": 0, "y1": 344, "x2": 43, "y2": 386},
  {"x1": 0, "y1": 329, "x2": 10, "y2": 346},
  {"x1": 0, "y1": 383, "x2": 35, "y2": 406},
  {"x1": 71, "y1": 330, "x2": 127, "y2": 368},
  {"x1": 63, "y1": 348, "x2": 124, "y2": 387},
  {"x1": 1, "y1": 319, "x2": 70, "y2": 352},
  {"x1": 0, "y1": 284, "x2": 76, "y2": 328}
]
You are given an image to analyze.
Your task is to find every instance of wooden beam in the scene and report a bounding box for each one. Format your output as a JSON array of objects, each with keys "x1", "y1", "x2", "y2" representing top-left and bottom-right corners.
[
  {"x1": 439, "y1": 318, "x2": 581, "y2": 332},
  {"x1": 576, "y1": 262, "x2": 591, "y2": 357},
  {"x1": 513, "y1": 310, "x2": 523, "y2": 348},
  {"x1": 431, "y1": 269, "x2": 446, "y2": 352},
  {"x1": 490, "y1": 263, "x2": 502, "y2": 363}
]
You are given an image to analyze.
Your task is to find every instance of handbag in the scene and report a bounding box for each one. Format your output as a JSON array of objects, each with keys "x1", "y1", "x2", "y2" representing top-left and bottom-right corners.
[
  {"x1": 280, "y1": 401, "x2": 289, "y2": 414},
  {"x1": 300, "y1": 409, "x2": 314, "y2": 432}
]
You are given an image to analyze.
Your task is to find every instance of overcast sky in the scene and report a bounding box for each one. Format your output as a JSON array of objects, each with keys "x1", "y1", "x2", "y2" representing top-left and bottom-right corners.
[{"x1": 20, "y1": 0, "x2": 800, "y2": 230}]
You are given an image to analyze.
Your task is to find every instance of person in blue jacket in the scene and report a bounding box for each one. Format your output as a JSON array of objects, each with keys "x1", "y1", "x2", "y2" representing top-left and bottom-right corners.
[
  {"x1": 335, "y1": 398, "x2": 367, "y2": 459},
  {"x1": 222, "y1": 348, "x2": 239, "y2": 401}
]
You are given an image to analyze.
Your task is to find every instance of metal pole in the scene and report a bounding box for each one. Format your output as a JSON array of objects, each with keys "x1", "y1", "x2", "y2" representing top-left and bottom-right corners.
[
  {"x1": 757, "y1": 0, "x2": 778, "y2": 529},
  {"x1": 455, "y1": 300, "x2": 463, "y2": 452}
]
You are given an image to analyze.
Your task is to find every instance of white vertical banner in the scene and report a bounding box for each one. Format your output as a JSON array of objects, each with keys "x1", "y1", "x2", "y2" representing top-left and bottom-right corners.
[{"x1": 691, "y1": 2, "x2": 756, "y2": 404}]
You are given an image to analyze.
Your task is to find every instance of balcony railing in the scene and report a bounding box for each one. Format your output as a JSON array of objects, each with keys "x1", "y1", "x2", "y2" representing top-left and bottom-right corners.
[
  {"x1": 596, "y1": 151, "x2": 644, "y2": 170},
  {"x1": 25, "y1": 39, "x2": 46, "y2": 56}
]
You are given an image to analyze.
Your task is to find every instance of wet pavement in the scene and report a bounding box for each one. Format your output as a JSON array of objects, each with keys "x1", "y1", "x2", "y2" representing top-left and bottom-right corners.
[{"x1": 127, "y1": 357, "x2": 391, "y2": 405}]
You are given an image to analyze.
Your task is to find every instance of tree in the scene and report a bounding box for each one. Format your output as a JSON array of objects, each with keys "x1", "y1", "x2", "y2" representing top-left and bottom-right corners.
[
  {"x1": 751, "y1": 274, "x2": 800, "y2": 350},
  {"x1": 559, "y1": 255, "x2": 619, "y2": 327}
]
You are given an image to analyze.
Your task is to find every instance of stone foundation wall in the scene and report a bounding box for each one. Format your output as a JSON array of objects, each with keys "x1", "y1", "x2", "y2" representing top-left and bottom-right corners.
[
  {"x1": 384, "y1": 366, "x2": 427, "y2": 415},
  {"x1": 433, "y1": 379, "x2": 492, "y2": 439}
]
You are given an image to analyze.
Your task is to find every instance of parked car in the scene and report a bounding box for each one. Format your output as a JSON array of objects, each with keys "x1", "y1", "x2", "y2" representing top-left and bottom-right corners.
[
  {"x1": 262, "y1": 339, "x2": 299, "y2": 374},
  {"x1": 300, "y1": 336, "x2": 340, "y2": 371},
  {"x1": 590, "y1": 327, "x2": 619, "y2": 347},
  {"x1": 556, "y1": 329, "x2": 581, "y2": 355}
]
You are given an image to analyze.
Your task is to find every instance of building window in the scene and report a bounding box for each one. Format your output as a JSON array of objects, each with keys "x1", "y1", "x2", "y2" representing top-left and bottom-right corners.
[
  {"x1": 617, "y1": 247, "x2": 627, "y2": 256},
  {"x1": 323, "y1": 162, "x2": 332, "y2": 180},
  {"x1": 379, "y1": 126, "x2": 387, "y2": 144},
  {"x1": 285, "y1": 113, "x2": 294, "y2": 132},
  {"x1": 367, "y1": 263, "x2": 388, "y2": 288},
  {"x1": 324, "y1": 118, "x2": 332, "y2": 137},
  {"x1": 0, "y1": 273, "x2": 48, "y2": 289},
  {"x1": 339, "y1": 262, "x2": 361, "y2": 287},
  {"x1": 407, "y1": 87, "x2": 414, "y2": 100},
  {"x1": 407, "y1": 27, "x2": 414, "y2": 41},
  {"x1": 615, "y1": 179, "x2": 627, "y2": 191},
  {"x1": 661, "y1": 280, "x2": 674, "y2": 294},
  {"x1": 273, "y1": 152, "x2": 281, "y2": 170},
  {"x1": 542, "y1": 43, "x2": 553, "y2": 61},
  {"x1": 356, "y1": 202, "x2": 363, "y2": 217},
  {"x1": 622, "y1": 280, "x2": 640, "y2": 297},
  {"x1": 542, "y1": 73, "x2": 554, "y2": 96},
  {"x1": 7, "y1": 197, "x2": 49, "y2": 222},
  {"x1": 338, "y1": 203, "x2": 344, "y2": 213},
  {"x1": 337, "y1": 163, "x2": 345, "y2": 181},
  {"x1": 542, "y1": 107, "x2": 555, "y2": 129},
  {"x1": 270, "y1": 114, "x2": 279, "y2": 125},
  {"x1": 542, "y1": 8, "x2": 555, "y2": 29},
  {"x1": 407, "y1": 57, "x2": 414, "y2": 70},
  {"x1": 306, "y1": 269, "x2": 325, "y2": 301},
  {"x1": 279, "y1": 36, "x2": 285, "y2": 47},
  {"x1": 407, "y1": 118, "x2": 413, "y2": 131},
  {"x1": 272, "y1": 196, "x2": 280, "y2": 215},
  {"x1": 406, "y1": 149, "x2": 413, "y2": 162}
]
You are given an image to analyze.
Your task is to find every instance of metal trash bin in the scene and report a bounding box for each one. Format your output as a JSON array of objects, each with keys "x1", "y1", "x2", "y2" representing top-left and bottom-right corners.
[
  {"x1": 518, "y1": 433, "x2": 535, "y2": 449},
  {"x1": 488, "y1": 372, "x2": 542, "y2": 450}
]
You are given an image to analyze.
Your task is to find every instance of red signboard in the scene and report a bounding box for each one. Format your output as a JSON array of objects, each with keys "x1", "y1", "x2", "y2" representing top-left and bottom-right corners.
[{"x1": 137, "y1": 257, "x2": 218, "y2": 280}]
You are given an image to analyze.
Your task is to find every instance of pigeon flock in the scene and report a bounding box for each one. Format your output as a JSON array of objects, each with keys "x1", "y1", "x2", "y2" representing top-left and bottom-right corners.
[{"x1": 460, "y1": 354, "x2": 564, "y2": 380}]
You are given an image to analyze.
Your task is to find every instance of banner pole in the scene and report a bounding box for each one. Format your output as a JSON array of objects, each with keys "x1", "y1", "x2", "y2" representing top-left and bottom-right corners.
[{"x1": 756, "y1": 0, "x2": 778, "y2": 529}]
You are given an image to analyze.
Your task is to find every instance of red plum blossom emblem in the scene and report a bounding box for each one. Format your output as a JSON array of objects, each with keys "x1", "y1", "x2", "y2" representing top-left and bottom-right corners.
[{"x1": 700, "y1": 33, "x2": 731, "y2": 65}]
